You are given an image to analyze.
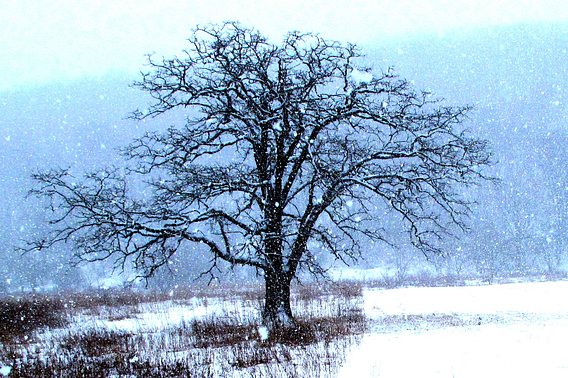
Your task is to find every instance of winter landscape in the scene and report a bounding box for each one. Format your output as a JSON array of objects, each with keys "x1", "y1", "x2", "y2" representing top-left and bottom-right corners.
[
  {"x1": 3, "y1": 1, "x2": 568, "y2": 377},
  {"x1": 2, "y1": 276, "x2": 568, "y2": 377}
]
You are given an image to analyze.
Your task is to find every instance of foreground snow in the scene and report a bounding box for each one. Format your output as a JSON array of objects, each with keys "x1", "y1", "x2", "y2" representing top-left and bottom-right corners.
[{"x1": 339, "y1": 281, "x2": 568, "y2": 377}]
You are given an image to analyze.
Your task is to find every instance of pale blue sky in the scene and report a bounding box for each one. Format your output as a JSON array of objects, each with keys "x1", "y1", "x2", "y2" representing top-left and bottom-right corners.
[{"x1": 2, "y1": 0, "x2": 568, "y2": 91}]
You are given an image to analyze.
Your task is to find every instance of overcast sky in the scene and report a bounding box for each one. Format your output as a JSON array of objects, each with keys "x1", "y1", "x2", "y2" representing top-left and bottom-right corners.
[{"x1": 2, "y1": 0, "x2": 568, "y2": 91}]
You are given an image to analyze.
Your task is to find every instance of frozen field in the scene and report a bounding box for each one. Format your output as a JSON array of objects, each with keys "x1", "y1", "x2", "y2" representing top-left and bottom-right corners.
[
  {"x1": 340, "y1": 281, "x2": 568, "y2": 377},
  {"x1": 3, "y1": 280, "x2": 568, "y2": 377}
]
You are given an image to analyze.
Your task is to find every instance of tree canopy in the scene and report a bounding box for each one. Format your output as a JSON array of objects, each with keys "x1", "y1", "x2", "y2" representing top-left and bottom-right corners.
[{"x1": 26, "y1": 22, "x2": 493, "y2": 328}]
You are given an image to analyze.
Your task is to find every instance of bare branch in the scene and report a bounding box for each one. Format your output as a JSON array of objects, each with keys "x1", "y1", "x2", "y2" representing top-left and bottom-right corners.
[{"x1": 26, "y1": 21, "x2": 494, "y2": 327}]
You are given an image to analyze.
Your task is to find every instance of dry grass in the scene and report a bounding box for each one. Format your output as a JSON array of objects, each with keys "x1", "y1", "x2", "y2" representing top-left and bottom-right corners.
[
  {"x1": 0, "y1": 281, "x2": 366, "y2": 377},
  {"x1": 0, "y1": 295, "x2": 68, "y2": 343}
]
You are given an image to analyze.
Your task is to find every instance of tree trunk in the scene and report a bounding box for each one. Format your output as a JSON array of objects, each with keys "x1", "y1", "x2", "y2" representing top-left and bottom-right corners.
[{"x1": 262, "y1": 270, "x2": 295, "y2": 330}]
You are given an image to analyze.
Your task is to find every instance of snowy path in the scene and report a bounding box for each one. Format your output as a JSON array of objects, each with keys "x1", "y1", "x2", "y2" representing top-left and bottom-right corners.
[{"x1": 339, "y1": 281, "x2": 568, "y2": 378}]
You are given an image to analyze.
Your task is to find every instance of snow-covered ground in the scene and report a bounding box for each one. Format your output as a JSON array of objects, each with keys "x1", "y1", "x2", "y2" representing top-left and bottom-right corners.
[
  {"x1": 4, "y1": 280, "x2": 568, "y2": 377},
  {"x1": 339, "y1": 281, "x2": 568, "y2": 377}
]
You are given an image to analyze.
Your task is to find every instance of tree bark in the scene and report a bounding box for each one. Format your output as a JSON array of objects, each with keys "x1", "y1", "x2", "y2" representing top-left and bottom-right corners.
[{"x1": 262, "y1": 270, "x2": 295, "y2": 330}]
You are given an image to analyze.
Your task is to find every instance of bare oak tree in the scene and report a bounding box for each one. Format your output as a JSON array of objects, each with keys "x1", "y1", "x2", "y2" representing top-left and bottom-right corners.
[{"x1": 25, "y1": 22, "x2": 492, "y2": 329}]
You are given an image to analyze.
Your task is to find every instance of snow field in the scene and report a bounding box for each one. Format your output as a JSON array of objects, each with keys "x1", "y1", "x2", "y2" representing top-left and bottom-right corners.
[{"x1": 339, "y1": 281, "x2": 568, "y2": 377}]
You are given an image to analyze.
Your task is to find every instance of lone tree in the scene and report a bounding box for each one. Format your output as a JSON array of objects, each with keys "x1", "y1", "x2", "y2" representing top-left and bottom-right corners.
[{"x1": 26, "y1": 22, "x2": 492, "y2": 329}]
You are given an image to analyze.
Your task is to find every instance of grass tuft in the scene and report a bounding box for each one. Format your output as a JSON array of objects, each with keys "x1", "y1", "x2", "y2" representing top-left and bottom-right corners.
[
  {"x1": 186, "y1": 316, "x2": 258, "y2": 348},
  {"x1": 60, "y1": 328, "x2": 133, "y2": 357},
  {"x1": 0, "y1": 295, "x2": 67, "y2": 342}
]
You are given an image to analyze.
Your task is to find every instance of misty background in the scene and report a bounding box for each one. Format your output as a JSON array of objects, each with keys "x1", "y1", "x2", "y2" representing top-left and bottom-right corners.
[{"x1": 2, "y1": 8, "x2": 568, "y2": 291}]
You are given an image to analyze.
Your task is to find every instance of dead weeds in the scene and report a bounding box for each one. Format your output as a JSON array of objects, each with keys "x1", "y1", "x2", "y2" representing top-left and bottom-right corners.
[{"x1": 0, "y1": 282, "x2": 367, "y2": 377}]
